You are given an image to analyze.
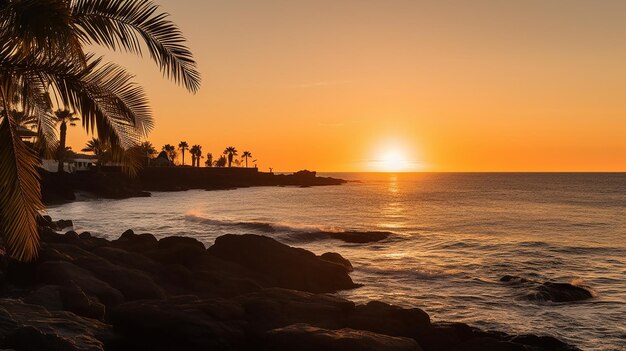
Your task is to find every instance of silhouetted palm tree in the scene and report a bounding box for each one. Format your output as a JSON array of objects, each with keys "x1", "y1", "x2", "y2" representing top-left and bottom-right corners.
[
  {"x1": 162, "y1": 144, "x2": 177, "y2": 164},
  {"x1": 241, "y1": 151, "x2": 252, "y2": 168},
  {"x1": 139, "y1": 141, "x2": 156, "y2": 165},
  {"x1": 0, "y1": 0, "x2": 200, "y2": 260},
  {"x1": 54, "y1": 109, "x2": 79, "y2": 173},
  {"x1": 190, "y1": 144, "x2": 202, "y2": 167},
  {"x1": 205, "y1": 153, "x2": 213, "y2": 167},
  {"x1": 178, "y1": 141, "x2": 189, "y2": 166},
  {"x1": 82, "y1": 138, "x2": 111, "y2": 171},
  {"x1": 223, "y1": 146, "x2": 238, "y2": 167}
]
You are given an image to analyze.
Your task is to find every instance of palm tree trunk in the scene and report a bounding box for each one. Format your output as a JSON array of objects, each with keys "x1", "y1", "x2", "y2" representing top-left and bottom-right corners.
[
  {"x1": 57, "y1": 122, "x2": 67, "y2": 173},
  {"x1": 182, "y1": 149, "x2": 185, "y2": 166},
  {"x1": 245, "y1": 157, "x2": 248, "y2": 168}
]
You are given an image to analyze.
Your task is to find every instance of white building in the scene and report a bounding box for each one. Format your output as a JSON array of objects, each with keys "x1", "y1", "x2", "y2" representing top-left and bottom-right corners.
[{"x1": 41, "y1": 155, "x2": 96, "y2": 173}]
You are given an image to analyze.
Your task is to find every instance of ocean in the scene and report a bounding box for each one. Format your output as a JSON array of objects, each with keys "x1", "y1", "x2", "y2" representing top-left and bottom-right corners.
[{"x1": 47, "y1": 172, "x2": 626, "y2": 351}]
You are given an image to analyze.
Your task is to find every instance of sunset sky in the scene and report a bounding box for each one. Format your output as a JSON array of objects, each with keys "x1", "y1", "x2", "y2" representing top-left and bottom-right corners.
[{"x1": 69, "y1": 0, "x2": 626, "y2": 172}]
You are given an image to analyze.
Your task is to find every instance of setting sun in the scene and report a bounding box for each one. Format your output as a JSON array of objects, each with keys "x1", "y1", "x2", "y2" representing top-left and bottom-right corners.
[{"x1": 371, "y1": 147, "x2": 419, "y2": 172}]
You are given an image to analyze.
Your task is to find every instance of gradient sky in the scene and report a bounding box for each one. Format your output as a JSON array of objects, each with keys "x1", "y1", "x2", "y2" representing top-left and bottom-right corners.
[{"x1": 69, "y1": 0, "x2": 626, "y2": 171}]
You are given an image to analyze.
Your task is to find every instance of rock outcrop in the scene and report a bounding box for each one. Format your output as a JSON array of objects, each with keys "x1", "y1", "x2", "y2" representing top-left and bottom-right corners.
[{"x1": 0, "y1": 225, "x2": 581, "y2": 351}]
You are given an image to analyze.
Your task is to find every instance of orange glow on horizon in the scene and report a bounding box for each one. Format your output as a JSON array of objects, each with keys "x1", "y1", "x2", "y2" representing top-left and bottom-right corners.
[{"x1": 66, "y1": 1, "x2": 626, "y2": 172}]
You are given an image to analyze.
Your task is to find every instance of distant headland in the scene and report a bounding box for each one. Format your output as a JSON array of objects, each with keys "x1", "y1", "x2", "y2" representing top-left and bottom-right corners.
[{"x1": 40, "y1": 167, "x2": 346, "y2": 205}]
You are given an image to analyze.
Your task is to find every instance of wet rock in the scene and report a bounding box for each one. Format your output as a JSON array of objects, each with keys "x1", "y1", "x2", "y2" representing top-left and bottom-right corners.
[
  {"x1": 329, "y1": 231, "x2": 391, "y2": 243},
  {"x1": 208, "y1": 234, "x2": 360, "y2": 293},
  {"x1": 36, "y1": 261, "x2": 124, "y2": 307},
  {"x1": 110, "y1": 297, "x2": 247, "y2": 351},
  {"x1": 265, "y1": 323, "x2": 423, "y2": 351},
  {"x1": 73, "y1": 256, "x2": 165, "y2": 300},
  {"x1": 320, "y1": 252, "x2": 353, "y2": 272},
  {"x1": 23, "y1": 285, "x2": 63, "y2": 311},
  {"x1": 500, "y1": 275, "x2": 530, "y2": 284},
  {"x1": 306, "y1": 231, "x2": 391, "y2": 243},
  {"x1": 144, "y1": 236, "x2": 206, "y2": 267},
  {"x1": 347, "y1": 301, "x2": 430, "y2": 337},
  {"x1": 509, "y1": 334, "x2": 581, "y2": 351},
  {"x1": 112, "y1": 230, "x2": 158, "y2": 252},
  {"x1": 235, "y1": 288, "x2": 355, "y2": 332},
  {"x1": 527, "y1": 282, "x2": 593, "y2": 303},
  {"x1": 415, "y1": 322, "x2": 474, "y2": 351},
  {"x1": 0, "y1": 299, "x2": 113, "y2": 351}
]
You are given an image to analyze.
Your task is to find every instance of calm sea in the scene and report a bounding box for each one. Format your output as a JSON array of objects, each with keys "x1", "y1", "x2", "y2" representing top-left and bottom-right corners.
[{"x1": 48, "y1": 173, "x2": 626, "y2": 351}]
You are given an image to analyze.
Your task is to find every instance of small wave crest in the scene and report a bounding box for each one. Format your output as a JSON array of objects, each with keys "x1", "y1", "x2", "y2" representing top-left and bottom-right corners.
[{"x1": 184, "y1": 213, "x2": 394, "y2": 243}]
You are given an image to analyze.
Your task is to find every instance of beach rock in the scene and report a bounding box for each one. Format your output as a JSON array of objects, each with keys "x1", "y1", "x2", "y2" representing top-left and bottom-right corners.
[
  {"x1": 500, "y1": 275, "x2": 530, "y2": 284},
  {"x1": 509, "y1": 334, "x2": 581, "y2": 351},
  {"x1": 452, "y1": 336, "x2": 527, "y2": 351},
  {"x1": 73, "y1": 256, "x2": 165, "y2": 300},
  {"x1": 330, "y1": 231, "x2": 391, "y2": 243},
  {"x1": 306, "y1": 231, "x2": 391, "y2": 243},
  {"x1": 265, "y1": 323, "x2": 423, "y2": 351},
  {"x1": 144, "y1": 236, "x2": 206, "y2": 267},
  {"x1": 235, "y1": 288, "x2": 355, "y2": 332},
  {"x1": 320, "y1": 252, "x2": 353, "y2": 272},
  {"x1": 23, "y1": 285, "x2": 64, "y2": 311},
  {"x1": 54, "y1": 219, "x2": 74, "y2": 230},
  {"x1": 36, "y1": 260, "x2": 124, "y2": 307},
  {"x1": 347, "y1": 301, "x2": 430, "y2": 337},
  {"x1": 22, "y1": 283, "x2": 105, "y2": 321},
  {"x1": 527, "y1": 282, "x2": 593, "y2": 302},
  {"x1": 60, "y1": 281, "x2": 106, "y2": 321},
  {"x1": 208, "y1": 234, "x2": 359, "y2": 293},
  {"x1": 415, "y1": 322, "x2": 474, "y2": 350},
  {"x1": 110, "y1": 297, "x2": 247, "y2": 350},
  {"x1": 0, "y1": 299, "x2": 112, "y2": 351},
  {"x1": 112, "y1": 230, "x2": 158, "y2": 252}
]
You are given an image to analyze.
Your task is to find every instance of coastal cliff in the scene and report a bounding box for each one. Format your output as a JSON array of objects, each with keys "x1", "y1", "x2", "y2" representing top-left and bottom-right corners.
[{"x1": 0, "y1": 219, "x2": 580, "y2": 351}]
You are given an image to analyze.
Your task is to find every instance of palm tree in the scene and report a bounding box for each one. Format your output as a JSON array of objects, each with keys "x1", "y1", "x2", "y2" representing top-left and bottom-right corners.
[
  {"x1": 81, "y1": 138, "x2": 111, "y2": 171},
  {"x1": 0, "y1": 0, "x2": 200, "y2": 261},
  {"x1": 205, "y1": 153, "x2": 213, "y2": 167},
  {"x1": 53, "y1": 109, "x2": 79, "y2": 173},
  {"x1": 189, "y1": 145, "x2": 197, "y2": 167},
  {"x1": 223, "y1": 146, "x2": 238, "y2": 167},
  {"x1": 139, "y1": 141, "x2": 156, "y2": 165},
  {"x1": 241, "y1": 151, "x2": 252, "y2": 168},
  {"x1": 194, "y1": 145, "x2": 202, "y2": 167},
  {"x1": 190, "y1": 144, "x2": 202, "y2": 167},
  {"x1": 178, "y1": 141, "x2": 189, "y2": 166},
  {"x1": 162, "y1": 144, "x2": 177, "y2": 164}
]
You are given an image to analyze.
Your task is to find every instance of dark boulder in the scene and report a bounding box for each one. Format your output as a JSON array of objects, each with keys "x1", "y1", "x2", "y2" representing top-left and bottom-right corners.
[
  {"x1": 509, "y1": 334, "x2": 581, "y2": 350},
  {"x1": 320, "y1": 252, "x2": 353, "y2": 272},
  {"x1": 347, "y1": 301, "x2": 430, "y2": 337},
  {"x1": 36, "y1": 260, "x2": 124, "y2": 307},
  {"x1": 144, "y1": 236, "x2": 207, "y2": 267},
  {"x1": 415, "y1": 322, "x2": 475, "y2": 351},
  {"x1": 500, "y1": 275, "x2": 530, "y2": 284},
  {"x1": 527, "y1": 282, "x2": 593, "y2": 303},
  {"x1": 110, "y1": 297, "x2": 247, "y2": 351},
  {"x1": 74, "y1": 256, "x2": 165, "y2": 301},
  {"x1": 0, "y1": 299, "x2": 113, "y2": 351},
  {"x1": 235, "y1": 288, "x2": 355, "y2": 332},
  {"x1": 208, "y1": 234, "x2": 359, "y2": 293},
  {"x1": 264, "y1": 323, "x2": 423, "y2": 351},
  {"x1": 112, "y1": 230, "x2": 158, "y2": 252},
  {"x1": 305, "y1": 231, "x2": 391, "y2": 243}
]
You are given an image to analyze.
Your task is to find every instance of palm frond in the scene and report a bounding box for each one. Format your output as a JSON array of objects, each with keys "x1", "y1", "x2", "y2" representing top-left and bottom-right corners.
[
  {"x1": 72, "y1": 0, "x2": 201, "y2": 92},
  {"x1": 0, "y1": 114, "x2": 42, "y2": 261}
]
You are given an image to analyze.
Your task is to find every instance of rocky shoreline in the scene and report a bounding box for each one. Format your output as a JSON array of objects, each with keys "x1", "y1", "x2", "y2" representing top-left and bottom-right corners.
[
  {"x1": 0, "y1": 218, "x2": 581, "y2": 351},
  {"x1": 41, "y1": 169, "x2": 346, "y2": 205}
]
